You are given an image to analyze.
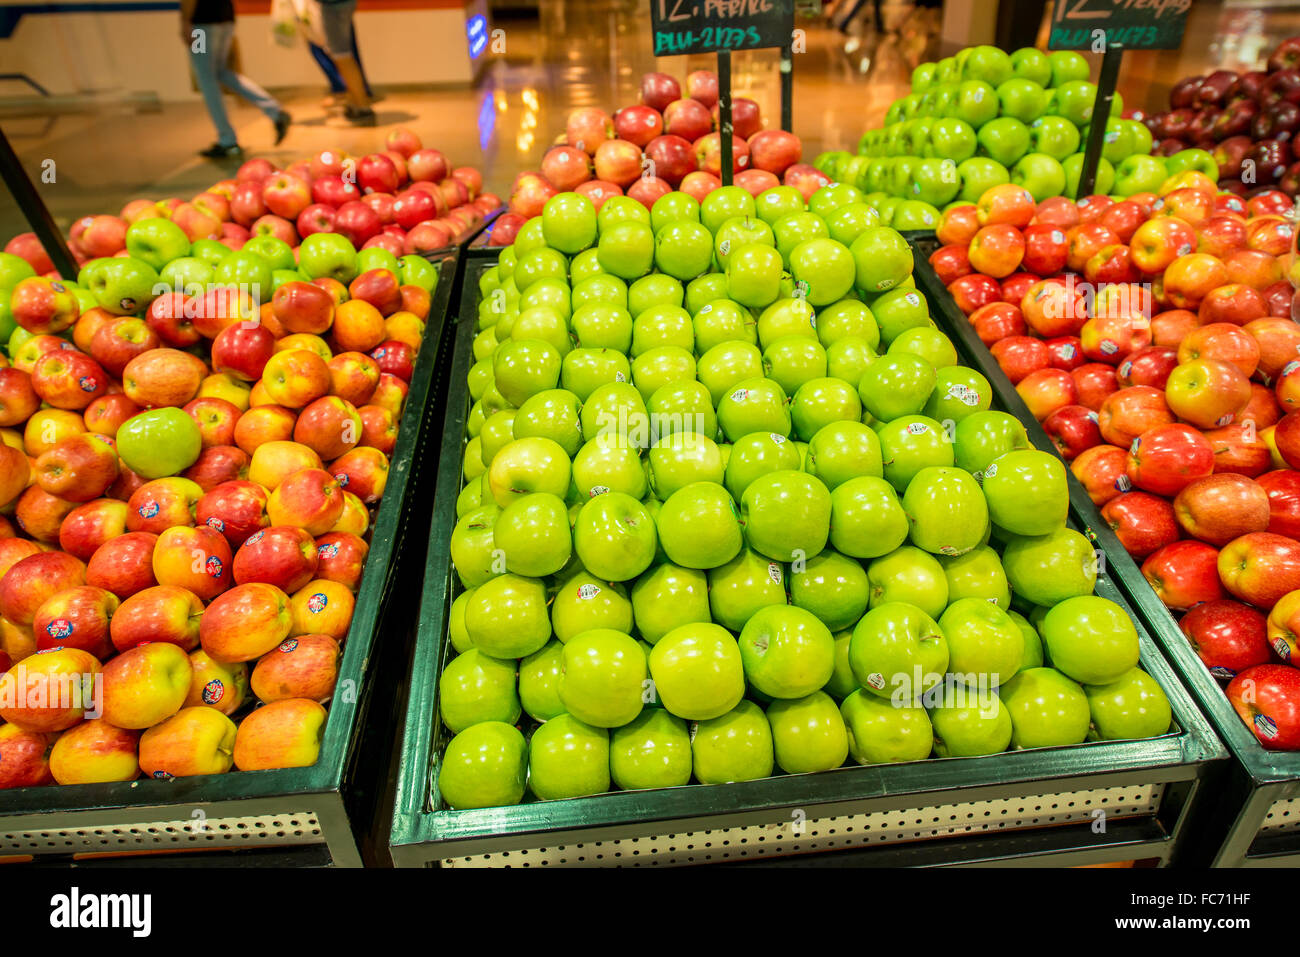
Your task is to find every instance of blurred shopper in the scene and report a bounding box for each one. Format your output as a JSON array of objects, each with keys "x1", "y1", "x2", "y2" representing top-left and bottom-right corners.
[
  {"x1": 310, "y1": 34, "x2": 375, "y2": 108},
  {"x1": 308, "y1": 0, "x2": 376, "y2": 126},
  {"x1": 182, "y1": 0, "x2": 292, "y2": 158}
]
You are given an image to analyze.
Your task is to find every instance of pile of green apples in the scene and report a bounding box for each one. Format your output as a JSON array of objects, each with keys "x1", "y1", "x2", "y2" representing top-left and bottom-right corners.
[
  {"x1": 813, "y1": 46, "x2": 1169, "y2": 230},
  {"x1": 435, "y1": 180, "x2": 1174, "y2": 810}
]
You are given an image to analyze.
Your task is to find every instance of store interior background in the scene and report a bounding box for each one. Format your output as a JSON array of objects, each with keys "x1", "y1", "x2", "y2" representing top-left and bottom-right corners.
[{"x1": 1, "y1": 0, "x2": 1298, "y2": 238}]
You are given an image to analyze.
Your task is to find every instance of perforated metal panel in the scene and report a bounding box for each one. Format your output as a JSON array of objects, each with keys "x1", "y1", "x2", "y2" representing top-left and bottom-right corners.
[
  {"x1": 0, "y1": 812, "x2": 322, "y2": 855},
  {"x1": 1260, "y1": 796, "x2": 1300, "y2": 833},
  {"x1": 440, "y1": 785, "x2": 1162, "y2": 867}
]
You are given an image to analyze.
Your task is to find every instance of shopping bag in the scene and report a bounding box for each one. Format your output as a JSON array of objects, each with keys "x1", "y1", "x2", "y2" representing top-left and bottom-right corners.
[{"x1": 272, "y1": 0, "x2": 301, "y2": 47}]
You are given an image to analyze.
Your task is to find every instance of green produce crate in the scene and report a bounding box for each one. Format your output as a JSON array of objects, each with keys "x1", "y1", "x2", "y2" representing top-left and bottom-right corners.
[
  {"x1": 0, "y1": 253, "x2": 460, "y2": 868},
  {"x1": 910, "y1": 233, "x2": 1300, "y2": 867},
  {"x1": 387, "y1": 252, "x2": 1224, "y2": 869}
]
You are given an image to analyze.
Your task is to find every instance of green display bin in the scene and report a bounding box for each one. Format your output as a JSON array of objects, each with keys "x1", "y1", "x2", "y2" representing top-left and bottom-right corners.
[
  {"x1": 0, "y1": 254, "x2": 460, "y2": 868},
  {"x1": 909, "y1": 233, "x2": 1300, "y2": 867},
  {"x1": 387, "y1": 251, "x2": 1224, "y2": 869}
]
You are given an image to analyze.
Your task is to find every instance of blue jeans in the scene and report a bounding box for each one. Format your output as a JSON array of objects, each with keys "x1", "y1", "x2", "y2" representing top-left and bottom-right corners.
[{"x1": 189, "y1": 20, "x2": 283, "y2": 148}]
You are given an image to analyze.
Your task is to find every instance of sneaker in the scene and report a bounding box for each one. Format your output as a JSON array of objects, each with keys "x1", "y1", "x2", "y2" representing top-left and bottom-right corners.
[
  {"x1": 199, "y1": 143, "x2": 244, "y2": 159},
  {"x1": 327, "y1": 105, "x2": 377, "y2": 127},
  {"x1": 273, "y1": 111, "x2": 291, "y2": 145}
]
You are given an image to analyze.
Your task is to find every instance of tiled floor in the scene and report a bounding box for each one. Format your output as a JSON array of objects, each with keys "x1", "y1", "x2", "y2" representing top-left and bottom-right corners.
[{"x1": 3, "y1": 0, "x2": 1300, "y2": 240}]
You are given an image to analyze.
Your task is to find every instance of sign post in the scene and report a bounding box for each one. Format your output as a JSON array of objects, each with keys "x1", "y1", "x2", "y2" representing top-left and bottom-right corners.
[
  {"x1": 1046, "y1": 0, "x2": 1190, "y2": 200},
  {"x1": 650, "y1": 0, "x2": 796, "y2": 185},
  {"x1": 0, "y1": 126, "x2": 77, "y2": 280}
]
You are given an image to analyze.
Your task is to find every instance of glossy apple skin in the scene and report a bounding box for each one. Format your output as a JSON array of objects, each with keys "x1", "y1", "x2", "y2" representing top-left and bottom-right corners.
[
  {"x1": 1142, "y1": 540, "x2": 1226, "y2": 611},
  {"x1": 1126, "y1": 423, "x2": 1215, "y2": 497},
  {"x1": 1227, "y1": 664, "x2": 1300, "y2": 750},
  {"x1": 1101, "y1": 491, "x2": 1180, "y2": 559},
  {"x1": 1257, "y1": 470, "x2": 1300, "y2": 539},
  {"x1": 1071, "y1": 444, "x2": 1130, "y2": 507},
  {"x1": 1219, "y1": 532, "x2": 1300, "y2": 609},
  {"x1": 1181, "y1": 599, "x2": 1273, "y2": 678},
  {"x1": 1173, "y1": 473, "x2": 1271, "y2": 547}
]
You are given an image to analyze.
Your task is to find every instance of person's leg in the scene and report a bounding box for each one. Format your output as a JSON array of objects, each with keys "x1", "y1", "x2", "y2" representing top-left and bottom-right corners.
[
  {"x1": 319, "y1": 1, "x2": 370, "y2": 111},
  {"x1": 190, "y1": 21, "x2": 239, "y2": 148},
  {"x1": 310, "y1": 41, "x2": 347, "y2": 93},
  {"x1": 214, "y1": 37, "x2": 286, "y2": 122},
  {"x1": 349, "y1": 27, "x2": 372, "y2": 98}
]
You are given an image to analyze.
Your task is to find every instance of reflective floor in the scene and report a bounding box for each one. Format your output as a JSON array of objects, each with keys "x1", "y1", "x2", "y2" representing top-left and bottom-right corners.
[{"x1": 3, "y1": 0, "x2": 1300, "y2": 239}]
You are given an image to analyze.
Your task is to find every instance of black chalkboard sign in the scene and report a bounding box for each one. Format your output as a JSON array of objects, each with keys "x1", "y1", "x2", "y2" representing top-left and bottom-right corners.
[
  {"x1": 1048, "y1": 0, "x2": 1190, "y2": 52},
  {"x1": 651, "y1": 0, "x2": 795, "y2": 56}
]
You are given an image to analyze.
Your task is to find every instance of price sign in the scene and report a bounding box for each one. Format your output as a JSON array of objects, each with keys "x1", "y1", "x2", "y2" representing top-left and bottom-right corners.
[
  {"x1": 651, "y1": 0, "x2": 794, "y2": 56},
  {"x1": 1048, "y1": 0, "x2": 1191, "y2": 52}
]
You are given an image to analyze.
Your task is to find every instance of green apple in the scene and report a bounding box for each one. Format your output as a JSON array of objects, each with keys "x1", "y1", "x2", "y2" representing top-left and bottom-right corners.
[
  {"x1": 513, "y1": 390, "x2": 582, "y2": 457},
  {"x1": 755, "y1": 185, "x2": 807, "y2": 226},
  {"x1": 851, "y1": 599, "x2": 949, "y2": 704},
  {"x1": 707, "y1": 547, "x2": 788, "y2": 632},
  {"x1": 597, "y1": 195, "x2": 652, "y2": 232},
  {"x1": 450, "y1": 504, "x2": 501, "y2": 588},
  {"x1": 772, "y1": 211, "x2": 831, "y2": 265},
  {"x1": 757, "y1": 299, "x2": 817, "y2": 353},
  {"x1": 611, "y1": 708, "x2": 693, "y2": 789},
  {"x1": 953, "y1": 411, "x2": 1032, "y2": 477},
  {"x1": 724, "y1": 430, "x2": 801, "y2": 501},
  {"x1": 493, "y1": 338, "x2": 562, "y2": 407},
  {"x1": 1010, "y1": 151, "x2": 1066, "y2": 202},
  {"x1": 628, "y1": 274, "x2": 684, "y2": 319},
  {"x1": 1063, "y1": 153, "x2": 1116, "y2": 198},
  {"x1": 828, "y1": 476, "x2": 909, "y2": 559},
  {"x1": 571, "y1": 303, "x2": 634, "y2": 353},
  {"x1": 693, "y1": 299, "x2": 757, "y2": 353},
  {"x1": 788, "y1": 238, "x2": 856, "y2": 306},
  {"x1": 399, "y1": 253, "x2": 440, "y2": 292},
  {"x1": 124, "y1": 217, "x2": 190, "y2": 271},
  {"x1": 791, "y1": 377, "x2": 862, "y2": 442},
  {"x1": 648, "y1": 432, "x2": 723, "y2": 499},
  {"x1": 923, "y1": 366, "x2": 992, "y2": 423},
  {"x1": 464, "y1": 573, "x2": 552, "y2": 658},
  {"x1": 805, "y1": 420, "x2": 882, "y2": 490},
  {"x1": 551, "y1": 571, "x2": 634, "y2": 643},
  {"x1": 1028, "y1": 115, "x2": 1081, "y2": 161},
  {"x1": 876, "y1": 415, "x2": 955, "y2": 493},
  {"x1": 1002, "y1": 527, "x2": 1098, "y2": 607},
  {"x1": 697, "y1": 341, "x2": 764, "y2": 406},
  {"x1": 558, "y1": 628, "x2": 647, "y2": 728},
  {"x1": 528, "y1": 714, "x2": 610, "y2": 800},
  {"x1": 632, "y1": 346, "x2": 696, "y2": 404},
  {"x1": 939, "y1": 544, "x2": 1010, "y2": 608},
  {"x1": 817, "y1": 299, "x2": 879, "y2": 350},
  {"x1": 849, "y1": 226, "x2": 913, "y2": 294},
  {"x1": 998, "y1": 78, "x2": 1049, "y2": 124},
  {"x1": 561, "y1": 348, "x2": 632, "y2": 402},
  {"x1": 656, "y1": 481, "x2": 742, "y2": 569},
  {"x1": 542, "y1": 191, "x2": 598, "y2": 254},
  {"x1": 631, "y1": 563, "x2": 710, "y2": 644},
  {"x1": 981, "y1": 448, "x2": 1068, "y2": 536},
  {"x1": 647, "y1": 380, "x2": 716, "y2": 440},
  {"x1": 456, "y1": 480, "x2": 483, "y2": 519},
  {"x1": 717, "y1": 377, "x2": 791, "y2": 442},
  {"x1": 211, "y1": 249, "x2": 272, "y2": 302},
  {"x1": 962, "y1": 44, "x2": 1013, "y2": 85},
  {"x1": 976, "y1": 116, "x2": 1031, "y2": 167},
  {"x1": 715, "y1": 216, "x2": 775, "y2": 269},
  {"x1": 726, "y1": 243, "x2": 784, "y2": 309},
  {"x1": 928, "y1": 686, "x2": 1013, "y2": 757},
  {"x1": 87, "y1": 257, "x2": 160, "y2": 315},
  {"x1": 509, "y1": 306, "x2": 570, "y2": 356},
  {"x1": 0, "y1": 252, "x2": 35, "y2": 293},
  {"x1": 867, "y1": 287, "x2": 929, "y2": 345},
  {"x1": 354, "y1": 245, "x2": 399, "y2": 278},
  {"x1": 890, "y1": 199, "x2": 942, "y2": 231},
  {"x1": 938, "y1": 598, "x2": 1025, "y2": 685},
  {"x1": 115, "y1": 408, "x2": 202, "y2": 479},
  {"x1": 1052, "y1": 79, "x2": 1098, "y2": 127},
  {"x1": 902, "y1": 466, "x2": 989, "y2": 557},
  {"x1": 488, "y1": 436, "x2": 571, "y2": 508},
  {"x1": 1123, "y1": 118, "x2": 1154, "y2": 161},
  {"x1": 1111, "y1": 154, "x2": 1167, "y2": 198},
  {"x1": 823, "y1": 203, "x2": 882, "y2": 249},
  {"x1": 858, "y1": 353, "x2": 937, "y2": 422},
  {"x1": 158, "y1": 255, "x2": 213, "y2": 294},
  {"x1": 888, "y1": 327, "x2": 957, "y2": 370},
  {"x1": 512, "y1": 217, "x2": 548, "y2": 255},
  {"x1": 519, "y1": 640, "x2": 566, "y2": 722},
  {"x1": 651, "y1": 190, "x2": 701, "y2": 231},
  {"x1": 808, "y1": 182, "x2": 865, "y2": 218},
  {"x1": 653, "y1": 221, "x2": 713, "y2": 281},
  {"x1": 492, "y1": 492, "x2": 572, "y2": 578},
  {"x1": 597, "y1": 220, "x2": 654, "y2": 280},
  {"x1": 740, "y1": 469, "x2": 831, "y2": 562},
  {"x1": 1040, "y1": 595, "x2": 1140, "y2": 686},
  {"x1": 572, "y1": 433, "x2": 646, "y2": 500},
  {"x1": 438, "y1": 722, "x2": 527, "y2": 809},
  {"x1": 912, "y1": 61, "x2": 937, "y2": 93},
  {"x1": 647, "y1": 622, "x2": 746, "y2": 720},
  {"x1": 691, "y1": 700, "x2": 774, "y2": 784},
  {"x1": 581, "y1": 381, "x2": 649, "y2": 447},
  {"x1": 998, "y1": 667, "x2": 1090, "y2": 749},
  {"x1": 571, "y1": 275, "x2": 628, "y2": 313},
  {"x1": 439, "y1": 648, "x2": 521, "y2": 733},
  {"x1": 1010, "y1": 609, "x2": 1044, "y2": 673},
  {"x1": 569, "y1": 248, "x2": 605, "y2": 284},
  {"x1": 956, "y1": 156, "x2": 1011, "y2": 203},
  {"x1": 298, "y1": 232, "x2": 358, "y2": 283},
  {"x1": 841, "y1": 689, "x2": 933, "y2": 764},
  {"x1": 866, "y1": 545, "x2": 949, "y2": 619},
  {"x1": 827, "y1": 338, "x2": 877, "y2": 386},
  {"x1": 738, "y1": 604, "x2": 835, "y2": 699},
  {"x1": 1011, "y1": 48, "x2": 1053, "y2": 87},
  {"x1": 767, "y1": 691, "x2": 849, "y2": 773},
  {"x1": 761, "y1": 336, "x2": 827, "y2": 397},
  {"x1": 825, "y1": 630, "x2": 859, "y2": 698},
  {"x1": 684, "y1": 273, "x2": 730, "y2": 315},
  {"x1": 1084, "y1": 667, "x2": 1172, "y2": 741},
  {"x1": 928, "y1": 118, "x2": 978, "y2": 162},
  {"x1": 1048, "y1": 50, "x2": 1091, "y2": 88},
  {"x1": 573, "y1": 491, "x2": 657, "y2": 581},
  {"x1": 701, "y1": 185, "x2": 757, "y2": 234},
  {"x1": 789, "y1": 551, "x2": 870, "y2": 632}
]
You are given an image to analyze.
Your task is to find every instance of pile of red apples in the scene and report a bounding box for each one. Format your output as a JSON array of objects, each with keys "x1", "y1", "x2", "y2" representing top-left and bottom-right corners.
[{"x1": 931, "y1": 175, "x2": 1300, "y2": 750}]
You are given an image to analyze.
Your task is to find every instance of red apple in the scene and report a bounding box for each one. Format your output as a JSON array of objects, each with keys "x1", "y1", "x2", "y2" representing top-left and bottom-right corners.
[
  {"x1": 1142, "y1": 540, "x2": 1226, "y2": 611},
  {"x1": 1102, "y1": 490, "x2": 1181, "y2": 559},
  {"x1": 1181, "y1": 599, "x2": 1272, "y2": 678}
]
